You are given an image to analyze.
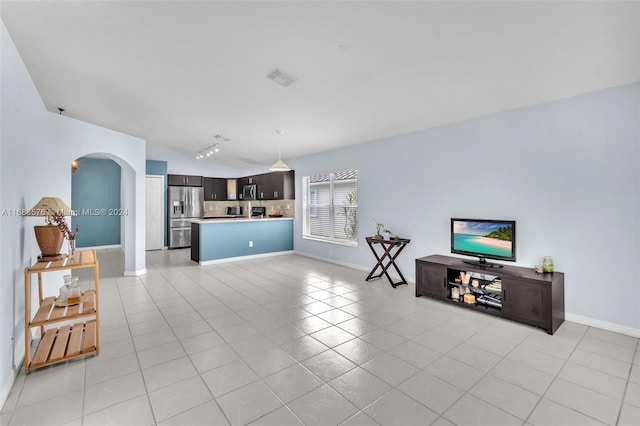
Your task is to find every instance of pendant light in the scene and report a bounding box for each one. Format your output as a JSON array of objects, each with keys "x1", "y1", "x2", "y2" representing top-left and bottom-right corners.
[{"x1": 270, "y1": 130, "x2": 290, "y2": 172}]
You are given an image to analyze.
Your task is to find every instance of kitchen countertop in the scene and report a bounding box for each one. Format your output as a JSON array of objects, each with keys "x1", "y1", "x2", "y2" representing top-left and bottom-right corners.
[{"x1": 192, "y1": 217, "x2": 293, "y2": 224}]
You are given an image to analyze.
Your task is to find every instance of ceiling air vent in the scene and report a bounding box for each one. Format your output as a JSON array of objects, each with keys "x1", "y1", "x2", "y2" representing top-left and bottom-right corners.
[{"x1": 266, "y1": 68, "x2": 297, "y2": 87}]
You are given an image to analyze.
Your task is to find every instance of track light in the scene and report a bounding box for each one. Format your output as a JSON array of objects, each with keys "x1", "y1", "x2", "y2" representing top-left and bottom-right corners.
[{"x1": 196, "y1": 142, "x2": 221, "y2": 160}]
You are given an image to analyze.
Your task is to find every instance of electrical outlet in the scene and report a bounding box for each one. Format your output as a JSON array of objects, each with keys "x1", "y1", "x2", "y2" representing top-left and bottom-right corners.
[{"x1": 249, "y1": 241, "x2": 253, "y2": 248}]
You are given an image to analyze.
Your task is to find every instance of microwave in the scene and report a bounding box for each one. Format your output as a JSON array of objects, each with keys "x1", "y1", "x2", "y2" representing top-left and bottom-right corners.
[{"x1": 242, "y1": 184, "x2": 257, "y2": 200}]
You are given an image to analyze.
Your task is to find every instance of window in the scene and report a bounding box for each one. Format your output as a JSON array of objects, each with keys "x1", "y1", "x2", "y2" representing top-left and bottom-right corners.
[
  {"x1": 303, "y1": 169, "x2": 358, "y2": 245},
  {"x1": 309, "y1": 188, "x2": 318, "y2": 217}
]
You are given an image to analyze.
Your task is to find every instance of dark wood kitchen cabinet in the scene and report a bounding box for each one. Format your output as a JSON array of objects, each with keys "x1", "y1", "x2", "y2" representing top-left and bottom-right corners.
[
  {"x1": 256, "y1": 171, "x2": 295, "y2": 200},
  {"x1": 168, "y1": 174, "x2": 202, "y2": 187},
  {"x1": 415, "y1": 255, "x2": 564, "y2": 334},
  {"x1": 203, "y1": 177, "x2": 227, "y2": 201},
  {"x1": 268, "y1": 170, "x2": 295, "y2": 200},
  {"x1": 257, "y1": 174, "x2": 271, "y2": 200},
  {"x1": 237, "y1": 176, "x2": 250, "y2": 200},
  {"x1": 236, "y1": 171, "x2": 295, "y2": 200},
  {"x1": 254, "y1": 173, "x2": 270, "y2": 200}
]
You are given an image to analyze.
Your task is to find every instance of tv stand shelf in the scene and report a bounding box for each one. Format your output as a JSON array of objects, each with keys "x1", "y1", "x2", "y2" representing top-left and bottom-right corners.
[{"x1": 416, "y1": 255, "x2": 564, "y2": 334}]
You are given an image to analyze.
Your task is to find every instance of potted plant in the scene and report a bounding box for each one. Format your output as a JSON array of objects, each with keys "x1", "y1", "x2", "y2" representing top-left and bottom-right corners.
[
  {"x1": 341, "y1": 191, "x2": 358, "y2": 240},
  {"x1": 373, "y1": 219, "x2": 384, "y2": 239}
]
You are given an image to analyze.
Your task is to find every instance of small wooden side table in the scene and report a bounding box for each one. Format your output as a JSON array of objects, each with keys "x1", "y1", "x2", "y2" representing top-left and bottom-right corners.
[{"x1": 365, "y1": 237, "x2": 411, "y2": 288}]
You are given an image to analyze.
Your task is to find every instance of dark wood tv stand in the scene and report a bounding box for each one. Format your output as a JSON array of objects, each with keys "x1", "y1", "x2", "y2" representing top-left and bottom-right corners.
[{"x1": 415, "y1": 255, "x2": 564, "y2": 334}]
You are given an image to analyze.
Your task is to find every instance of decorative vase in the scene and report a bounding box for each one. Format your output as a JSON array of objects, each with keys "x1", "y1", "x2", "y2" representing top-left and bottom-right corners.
[
  {"x1": 34, "y1": 225, "x2": 64, "y2": 260},
  {"x1": 68, "y1": 238, "x2": 76, "y2": 256}
]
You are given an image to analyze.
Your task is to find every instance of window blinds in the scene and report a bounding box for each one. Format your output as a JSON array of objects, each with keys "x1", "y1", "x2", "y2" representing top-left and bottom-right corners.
[{"x1": 302, "y1": 170, "x2": 358, "y2": 245}]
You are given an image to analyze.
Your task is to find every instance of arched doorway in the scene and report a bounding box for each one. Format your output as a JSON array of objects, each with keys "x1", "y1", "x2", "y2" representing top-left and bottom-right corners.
[{"x1": 70, "y1": 152, "x2": 146, "y2": 276}]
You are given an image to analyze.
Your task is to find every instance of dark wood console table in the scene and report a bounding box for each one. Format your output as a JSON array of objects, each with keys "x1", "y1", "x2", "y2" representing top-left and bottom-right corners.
[{"x1": 365, "y1": 237, "x2": 411, "y2": 288}]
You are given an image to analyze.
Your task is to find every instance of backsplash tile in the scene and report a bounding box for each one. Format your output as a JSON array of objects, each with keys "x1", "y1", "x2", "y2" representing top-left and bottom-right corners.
[{"x1": 203, "y1": 200, "x2": 295, "y2": 218}]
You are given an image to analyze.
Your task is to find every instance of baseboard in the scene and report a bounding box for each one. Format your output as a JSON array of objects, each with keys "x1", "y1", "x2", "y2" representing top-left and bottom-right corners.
[
  {"x1": 124, "y1": 268, "x2": 147, "y2": 276},
  {"x1": 293, "y1": 251, "x2": 416, "y2": 284},
  {"x1": 77, "y1": 244, "x2": 122, "y2": 251},
  {"x1": 565, "y1": 313, "x2": 640, "y2": 338},
  {"x1": 0, "y1": 354, "x2": 22, "y2": 412},
  {"x1": 0, "y1": 373, "x2": 14, "y2": 414},
  {"x1": 294, "y1": 252, "x2": 640, "y2": 336},
  {"x1": 199, "y1": 250, "x2": 294, "y2": 266},
  {"x1": 294, "y1": 251, "x2": 369, "y2": 273}
]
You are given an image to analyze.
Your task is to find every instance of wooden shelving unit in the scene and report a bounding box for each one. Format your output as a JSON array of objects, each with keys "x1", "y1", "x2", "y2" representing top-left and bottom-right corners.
[{"x1": 24, "y1": 250, "x2": 100, "y2": 373}]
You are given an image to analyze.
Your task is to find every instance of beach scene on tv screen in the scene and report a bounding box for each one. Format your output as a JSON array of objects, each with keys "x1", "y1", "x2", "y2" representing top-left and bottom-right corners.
[{"x1": 453, "y1": 221, "x2": 513, "y2": 258}]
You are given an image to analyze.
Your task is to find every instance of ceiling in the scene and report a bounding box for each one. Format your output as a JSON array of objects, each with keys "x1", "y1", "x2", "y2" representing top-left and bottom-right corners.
[{"x1": 2, "y1": 1, "x2": 639, "y2": 169}]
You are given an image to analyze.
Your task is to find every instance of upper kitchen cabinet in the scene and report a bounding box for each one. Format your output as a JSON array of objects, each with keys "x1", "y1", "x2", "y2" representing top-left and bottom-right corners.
[
  {"x1": 168, "y1": 174, "x2": 203, "y2": 187},
  {"x1": 256, "y1": 171, "x2": 295, "y2": 200},
  {"x1": 203, "y1": 177, "x2": 227, "y2": 201},
  {"x1": 237, "y1": 171, "x2": 295, "y2": 200},
  {"x1": 237, "y1": 176, "x2": 250, "y2": 200},
  {"x1": 254, "y1": 173, "x2": 269, "y2": 200},
  {"x1": 270, "y1": 170, "x2": 295, "y2": 200}
]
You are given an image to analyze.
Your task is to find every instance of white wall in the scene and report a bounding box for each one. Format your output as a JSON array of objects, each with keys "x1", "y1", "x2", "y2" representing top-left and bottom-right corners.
[
  {"x1": 291, "y1": 82, "x2": 640, "y2": 335},
  {"x1": 1, "y1": 21, "x2": 147, "y2": 405},
  {"x1": 0, "y1": 23, "x2": 5, "y2": 410},
  {"x1": 146, "y1": 142, "x2": 240, "y2": 177}
]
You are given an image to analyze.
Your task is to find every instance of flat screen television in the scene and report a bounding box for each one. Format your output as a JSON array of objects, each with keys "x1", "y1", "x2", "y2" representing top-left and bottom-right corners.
[{"x1": 451, "y1": 218, "x2": 516, "y2": 268}]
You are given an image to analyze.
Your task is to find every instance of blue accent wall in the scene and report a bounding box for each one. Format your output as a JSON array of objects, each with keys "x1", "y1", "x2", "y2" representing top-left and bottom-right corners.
[
  {"x1": 71, "y1": 158, "x2": 121, "y2": 247},
  {"x1": 146, "y1": 160, "x2": 168, "y2": 246},
  {"x1": 146, "y1": 160, "x2": 167, "y2": 176},
  {"x1": 199, "y1": 219, "x2": 293, "y2": 261}
]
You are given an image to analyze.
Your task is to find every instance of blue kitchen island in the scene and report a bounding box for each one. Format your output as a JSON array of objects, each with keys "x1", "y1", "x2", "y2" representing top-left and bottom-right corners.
[{"x1": 191, "y1": 218, "x2": 294, "y2": 264}]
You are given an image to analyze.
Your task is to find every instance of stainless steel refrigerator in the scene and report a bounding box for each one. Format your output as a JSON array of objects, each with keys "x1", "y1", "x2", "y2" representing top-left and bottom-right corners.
[{"x1": 168, "y1": 186, "x2": 203, "y2": 248}]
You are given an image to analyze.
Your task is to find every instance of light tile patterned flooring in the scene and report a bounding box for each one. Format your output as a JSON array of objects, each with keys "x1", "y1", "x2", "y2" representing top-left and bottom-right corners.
[{"x1": 2, "y1": 248, "x2": 639, "y2": 426}]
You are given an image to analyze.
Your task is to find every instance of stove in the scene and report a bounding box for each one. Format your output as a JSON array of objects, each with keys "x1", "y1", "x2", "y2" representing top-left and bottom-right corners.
[{"x1": 251, "y1": 206, "x2": 266, "y2": 217}]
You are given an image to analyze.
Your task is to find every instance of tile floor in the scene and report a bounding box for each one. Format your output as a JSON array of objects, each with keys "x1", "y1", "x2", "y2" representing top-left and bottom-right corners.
[{"x1": 2, "y1": 248, "x2": 639, "y2": 426}]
